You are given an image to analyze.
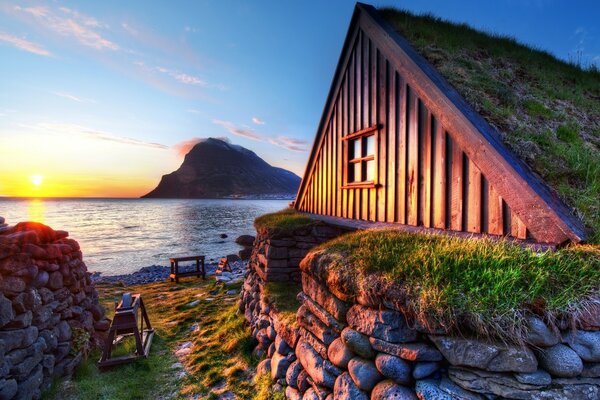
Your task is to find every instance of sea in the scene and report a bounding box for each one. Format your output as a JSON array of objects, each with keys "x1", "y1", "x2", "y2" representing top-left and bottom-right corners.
[{"x1": 0, "y1": 198, "x2": 289, "y2": 276}]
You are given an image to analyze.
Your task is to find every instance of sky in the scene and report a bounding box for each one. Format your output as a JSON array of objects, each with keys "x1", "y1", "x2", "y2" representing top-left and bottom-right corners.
[{"x1": 0, "y1": 0, "x2": 598, "y2": 198}]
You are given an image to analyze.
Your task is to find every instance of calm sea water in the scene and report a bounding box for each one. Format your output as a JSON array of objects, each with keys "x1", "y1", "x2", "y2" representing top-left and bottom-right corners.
[{"x1": 0, "y1": 198, "x2": 288, "y2": 276}]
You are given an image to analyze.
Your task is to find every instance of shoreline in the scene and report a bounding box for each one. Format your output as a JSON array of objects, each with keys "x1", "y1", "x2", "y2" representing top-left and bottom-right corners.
[{"x1": 90, "y1": 260, "x2": 247, "y2": 286}]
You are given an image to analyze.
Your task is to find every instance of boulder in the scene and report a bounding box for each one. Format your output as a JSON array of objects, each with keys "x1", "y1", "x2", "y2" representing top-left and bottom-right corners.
[
  {"x1": 341, "y1": 328, "x2": 374, "y2": 359},
  {"x1": 347, "y1": 357, "x2": 383, "y2": 392},
  {"x1": 327, "y1": 338, "x2": 354, "y2": 369},
  {"x1": 514, "y1": 369, "x2": 552, "y2": 386},
  {"x1": 413, "y1": 362, "x2": 441, "y2": 380},
  {"x1": 429, "y1": 335, "x2": 537, "y2": 373},
  {"x1": 346, "y1": 305, "x2": 417, "y2": 343},
  {"x1": 564, "y1": 330, "x2": 600, "y2": 362},
  {"x1": 535, "y1": 344, "x2": 583, "y2": 378},
  {"x1": 333, "y1": 372, "x2": 368, "y2": 400},
  {"x1": 271, "y1": 351, "x2": 294, "y2": 380},
  {"x1": 375, "y1": 353, "x2": 412, "y2": 385},
  {"x1": 371, "y1": 380, "x2": 417, "y2": 400},
  {"x1": 286, "y1": 360, "x2": 303, "y2": 388},
  {"x1": 256, "y1": 358, "x2": 271, "y2": 377},
  {"x1": 370, "y1": 338, "x2": 442, "y2": 362},
  {"x1": 235, "y1": 235, "x2": 255, "y2": 246},
  {"x1": 296, "y1": 339, "x2": 341, "y2": 389},
  {"x1": 0, "y1": 294, "x2": 13, "y2": 327},
  {"x1": 286, "y1": 386, "x2": 302, "y2": 400},
  {"x1": 415, "y1": 379, "x2": 453, "y2": 400},
  {"x1": 525, "y1": 316, "x2": 560, "y2": 347}
]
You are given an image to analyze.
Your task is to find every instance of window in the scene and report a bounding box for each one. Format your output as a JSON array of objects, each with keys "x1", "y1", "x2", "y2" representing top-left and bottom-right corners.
[{"x1": 343, "y1": 125, "x2": 379, "y2": 187}]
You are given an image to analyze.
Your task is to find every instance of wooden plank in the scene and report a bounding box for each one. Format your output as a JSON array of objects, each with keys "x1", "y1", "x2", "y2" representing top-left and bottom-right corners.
[
  {"x1": 356, "y1": 5, "x2": 582, "y2": 243},
  {"x1": 449, "y1": 135, "x2": 463, "y2": 231},
  {"x1": 386, "y1": 63, "x2": 396, "y2": 223},
  {"x1": 369, "y1": 39, "x2": 377, "y2": 222},
  {"x1": 325, "y1": 125, "x2": 330, "y2": 216},
  {"x1": 467, "y1": 159, "x2": 482, "y2": 233},
  {"x1": 342, "y1": 125, "x2": 379, "y2": 141},
  {"x1": 356, "y1": 31, "x2": 362, "y2": 131},
  {"x1": 334, "y1": 101, "x2": 340, "y2": 217},
  {"x1": 377, "y1": 50, "x2": 387, "y2": 222},
  {"x1": 421, "y1": 105, "x2": 432, "y2": 227},
  {"x1": 348, "y1": 185, "x2": 354, "y2": 219},
  {"x1": 397, "y1": 76, "x2": 407, "y2": 224},
  {"x1": 342, "y1": 72, "x2": 349, "y2": 218},
  {"x1": 432, "y1": 123, "x2": 446, "y2": 229},
  {"x1": 406, "y1": 87, "x2": 419, "y2": 226},
  {"x1": 488, "y1": 184, "x2": 503, "y2": 235},
  {"x1": 363, "y1": 34, "x2": 370, "y2": 132},
  {"x1": 511, "y1": 212, "x2": 527, "y2": 239}
]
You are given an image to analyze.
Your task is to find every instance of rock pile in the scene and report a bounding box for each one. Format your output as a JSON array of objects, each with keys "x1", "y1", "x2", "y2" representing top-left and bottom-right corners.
[
  {"x1": 239, "y1": 221, "x2": 600, "y2": 400},
  {"x1": 0, "y1": 219, "x2": 109, "y2": 400}
]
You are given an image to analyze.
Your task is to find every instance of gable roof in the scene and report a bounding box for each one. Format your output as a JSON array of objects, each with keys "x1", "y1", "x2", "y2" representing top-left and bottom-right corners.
[{"x1": 295, "y1": 2, "x2": 588, "y2": 244}]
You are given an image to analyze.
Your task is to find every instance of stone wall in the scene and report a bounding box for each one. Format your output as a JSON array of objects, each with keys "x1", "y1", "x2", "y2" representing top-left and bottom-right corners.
[
  {"x1": 249, "y1": 222, "x2": 347, "y2": 283},
  {"x1": 240, "y1": 225, "x2": 600, "y2": 400},
  {"x1": 0, "y1": 219, "x2": 109, "y2": 400}
]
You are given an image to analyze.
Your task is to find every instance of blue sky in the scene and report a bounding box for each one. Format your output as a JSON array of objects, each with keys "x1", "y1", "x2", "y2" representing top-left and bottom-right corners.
[{"x1": 0, "y1": 0, "x2": 598, "y2": 197}]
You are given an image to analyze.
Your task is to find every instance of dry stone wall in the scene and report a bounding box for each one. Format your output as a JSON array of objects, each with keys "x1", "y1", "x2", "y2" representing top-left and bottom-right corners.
[
  {"x1": 249, "y1": 222, "x2": 347, "y2": 283},
  {"x1": 240, "y1": 223, "x2": 600, "y2": 400},
  {"x1": 0, "y1": 219, "x2": 109, "y2": 400}
]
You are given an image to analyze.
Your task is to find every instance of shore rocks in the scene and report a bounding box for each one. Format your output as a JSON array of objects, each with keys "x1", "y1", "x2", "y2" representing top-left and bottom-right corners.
[{"x1": 536, "y1": 344, "x2": 583, "y2": 378}]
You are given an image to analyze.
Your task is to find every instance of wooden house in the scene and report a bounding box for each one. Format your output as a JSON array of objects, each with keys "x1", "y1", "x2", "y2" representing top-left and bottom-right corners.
[{"x1": 294, "y1": 3, "x2": 588, "y2": 245}]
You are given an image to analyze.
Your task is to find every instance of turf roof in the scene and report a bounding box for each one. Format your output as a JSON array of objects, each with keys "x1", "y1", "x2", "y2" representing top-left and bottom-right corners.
[{"x1": 380, "y1": 8, "x2": 600, "y2": 243}]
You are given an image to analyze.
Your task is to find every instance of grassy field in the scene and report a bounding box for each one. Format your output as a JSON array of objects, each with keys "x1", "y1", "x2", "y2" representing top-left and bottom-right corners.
[
  {"x1": 381, "y1": 8, "x2": 600, "y2": 242},
  {"x1": 317, "y1": 229, "x2": 600, "y2": 341},
  {"x1": 254, "y1": 208, "x2": 314, "y2": 233},
  {"x1": 42, "y1": 277, "x2": 279, "y2": 400}
]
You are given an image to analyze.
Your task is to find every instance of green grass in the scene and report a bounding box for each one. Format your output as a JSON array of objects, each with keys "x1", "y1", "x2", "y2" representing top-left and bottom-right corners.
[
  {"x1": 253, "y1": 373, "x2": 286, "y2": 400},
  {"x1": 316, "y1": 229, "x2": 600, "y2": 340},
  {"x1": 263, "y1": 281, "x2": 302, "y2": 325},
  {"x1": 43, "y1": 278, "x2": 261, "y2": 399},
  {"x1": 381, "y1": 8, "x2": 600, "y2": 242},
  {"x1": 254, "y1": 208, "x2": 314, "y2": 233}
]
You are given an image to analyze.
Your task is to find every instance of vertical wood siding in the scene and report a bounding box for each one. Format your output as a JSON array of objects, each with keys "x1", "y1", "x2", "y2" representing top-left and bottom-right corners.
[{"x1": 297, "y1": 28, "x2": 528, "y2": 240}]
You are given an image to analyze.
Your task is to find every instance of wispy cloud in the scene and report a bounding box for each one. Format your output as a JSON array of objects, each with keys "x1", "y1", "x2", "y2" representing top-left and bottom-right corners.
[
  {"x1": 14, "y1": 5, "x2": 118, "y2": 51},
  {"x1": 53, "y1": 91, "x2": 95, "y2": 103},
  {"x1": 252, "y1": 117, "x2": 265, "y2": 125},
  {"x1": 0, "y1": 32, "x2": 51, "y2": 56},
  {"x1": 213, "y1": 120, "x2": 262, "y2": 141},
  {"x1": 269, "y1": 136, "x2": 308, "y2": 152},
  {"x1": 31, "y1": 122, "x2": 168, "y2": 149},
  {"x1": 156, "y1": 66, "x2": 206, "y2": 86},
  {"x1": 172, "y1": 137, "x2": 229, "y2": 156}
]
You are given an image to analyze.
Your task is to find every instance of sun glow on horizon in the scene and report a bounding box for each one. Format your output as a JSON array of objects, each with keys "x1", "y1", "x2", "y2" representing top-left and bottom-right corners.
[{"x1": 31, "y1": 175, "x2": 43, "y2": 187}]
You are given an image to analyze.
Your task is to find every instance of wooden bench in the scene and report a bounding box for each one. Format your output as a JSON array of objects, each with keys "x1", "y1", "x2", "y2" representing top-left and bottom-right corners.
[{"x1": 169, "y1": 255, "x2": 205, "y2": 283}]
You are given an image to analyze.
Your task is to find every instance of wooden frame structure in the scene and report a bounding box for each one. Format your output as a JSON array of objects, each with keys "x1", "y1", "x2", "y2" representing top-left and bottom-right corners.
[
  {"x1": 169, "y1": 255, "x2": 205, "y2": 283},
  {"x1": 294, "y1": 2, "x2": 586, "y2": 245},
  {"x1": 98, "y1": 293, "x2": 154, "y2": 369}
]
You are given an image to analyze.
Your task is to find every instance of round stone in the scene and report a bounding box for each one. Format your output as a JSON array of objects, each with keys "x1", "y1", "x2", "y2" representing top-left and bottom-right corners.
[
  {"x1": 375, "y1": 353, "x2": 412, "y2": 385},
  {"x1": 371, "y1": 380, "x2": 418, "y2": 400},
  {"x1": 536, "y1": 344, "x2": 583, "y2": 378},
  {"x1": 348, "y1": 357, "x2": 383, "y2": 392},
  {"x1": 328, "y1": 338, "x2": 354, "y2": 369},
  {"x1": 341, "y1": 328, "x2": 374, "y2": 359}
]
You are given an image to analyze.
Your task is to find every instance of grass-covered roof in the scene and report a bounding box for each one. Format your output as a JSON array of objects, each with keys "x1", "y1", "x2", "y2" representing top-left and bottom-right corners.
[{"x1": 381, "y1": 8, "x2": 600, "y2": 243}]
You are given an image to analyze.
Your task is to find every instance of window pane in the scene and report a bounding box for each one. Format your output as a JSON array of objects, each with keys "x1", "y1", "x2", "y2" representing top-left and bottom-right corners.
[
  {"x1": 353, "y1": 162, "x2": 361, "y2": 182},
  {"x1": 365, "y1": 160, "x2": 375, "y2": 181},
  {"x1": 364, "y1": 135, "x2": 375, "y2": 156},
  {"x1": 351, "y1": 139, "x2": 361, "y2": 160}
]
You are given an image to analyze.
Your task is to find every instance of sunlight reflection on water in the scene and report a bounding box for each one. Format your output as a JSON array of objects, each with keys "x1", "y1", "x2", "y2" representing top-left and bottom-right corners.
[{"x1": 0, "y1": 198, "x2": 288, "y2": 276}]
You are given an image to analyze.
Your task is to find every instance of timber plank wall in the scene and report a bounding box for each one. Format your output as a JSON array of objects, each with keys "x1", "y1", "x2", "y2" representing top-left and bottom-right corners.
[{"x1": 295, "y1": 3, "x2": 586, "y2": 245}]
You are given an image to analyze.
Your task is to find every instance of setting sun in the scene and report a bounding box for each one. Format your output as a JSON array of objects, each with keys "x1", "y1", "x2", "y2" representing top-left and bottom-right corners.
[{"x1": 31, "y1": 175, "x2": 44, "y2": 186}]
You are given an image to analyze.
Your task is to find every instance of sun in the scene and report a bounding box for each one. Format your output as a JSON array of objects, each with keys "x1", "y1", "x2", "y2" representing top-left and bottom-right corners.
[{"x1": 31, "y1": 175, "x2": 44, "y2": 187}]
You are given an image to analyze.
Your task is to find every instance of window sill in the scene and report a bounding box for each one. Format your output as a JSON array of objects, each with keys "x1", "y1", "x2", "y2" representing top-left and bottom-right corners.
[{"x1": 341, "y1": 182, "x2": 379, "y2": 189}]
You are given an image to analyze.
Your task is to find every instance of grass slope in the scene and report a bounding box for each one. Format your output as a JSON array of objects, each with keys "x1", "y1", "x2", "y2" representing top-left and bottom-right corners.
[
  {"x1": 318, "y1": 229, "x2": 600, "y2": 340},
  {"x1": 43, "y1": 278, "x2": 269, "y2": 400},
  {"x1": 254, "y1": 208, "x2": 314, "y2": 233},
  {"x1": 381, "y1": 8, "x2": 600, "y2": 242}
]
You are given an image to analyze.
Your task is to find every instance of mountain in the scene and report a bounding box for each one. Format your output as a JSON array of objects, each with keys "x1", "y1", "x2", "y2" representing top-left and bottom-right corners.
[{"x1": 142, "y1": 138, "x2": 301, "y2": 199}]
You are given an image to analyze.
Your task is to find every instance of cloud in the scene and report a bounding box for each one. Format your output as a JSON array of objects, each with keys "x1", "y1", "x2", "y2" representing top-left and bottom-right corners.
[
  {"x1": 0, "y1": 32, "x2": 51, "y2": 56},
  {"x1": 14, "y1": 5, "x2": 118, "y2": 51},
  {"x1": 213, "y1": 120, "x2": 263, "y2": 141},
  {"x1": 156, "y1": 66, "x2": 206, "y2": 86},
  {"x1": 32, "y1": 122, "x2": 168, "y2": 149},
  {"x1": 172, "y1": 137, "x2": 229, "y2": 156},
  {"x1": 268, "y1": 136, "x2": 308, "y2": 152},
  {"x1": 53, "y1": 91, "x2": 94, "y2": 103},
  {"x1": 121, "y1": 23, "x2": 138, "y2": 36},
  {"x1": 252, "y1": 117, "x2": 265, "y2": 125}
]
